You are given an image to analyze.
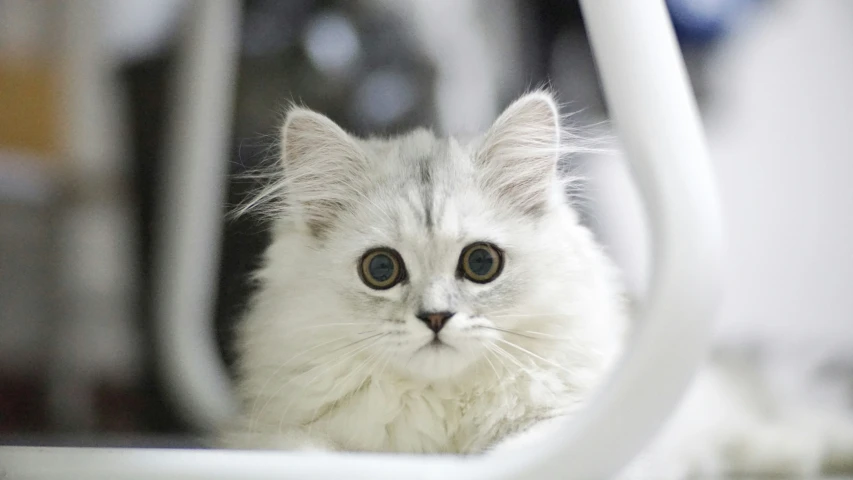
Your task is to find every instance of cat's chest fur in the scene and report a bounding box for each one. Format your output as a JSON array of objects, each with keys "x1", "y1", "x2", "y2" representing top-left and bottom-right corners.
[{"x1": 288, "y1": 360, "x2": 571, "y2": 454}]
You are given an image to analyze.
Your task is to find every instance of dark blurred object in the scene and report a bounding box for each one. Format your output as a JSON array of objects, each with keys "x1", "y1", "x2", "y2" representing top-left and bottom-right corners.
[
  {"x1": 0, "y1": 160, "x2": 57, "y2": 435},
  {"x1": 0, "y1": 377, "x2": 47, "y2": 433},
  {"x1": 234, "y1": 0, "x2": 436, "y2": 139},
  {"x1": 0, "y1": 51, "x2": 64, "y2": 436},
  {"x1": 122, "y1": 54, "x2": 186, "y2": 434}
]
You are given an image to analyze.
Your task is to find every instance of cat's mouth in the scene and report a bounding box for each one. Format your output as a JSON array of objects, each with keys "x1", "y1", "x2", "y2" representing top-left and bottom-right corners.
[{"x1": 417, "y1": 336, "x2": 455, "y2": 353}]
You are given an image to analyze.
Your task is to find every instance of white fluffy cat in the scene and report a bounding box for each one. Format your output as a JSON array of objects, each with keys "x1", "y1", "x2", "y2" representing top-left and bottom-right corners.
[
  {"x1": 225, "y1": 91, "x2": 627, "y2": 453},
  {"x1": 223, "y1": 91, "x2": 853, "y2": 478}
]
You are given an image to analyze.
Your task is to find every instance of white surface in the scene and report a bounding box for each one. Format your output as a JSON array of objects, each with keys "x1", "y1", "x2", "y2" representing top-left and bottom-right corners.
[
  {"x1": 706, "y1": 0, "x2": 853, "y2": 356},
  {"x1": 0, "y1": 447, "x2": 462, "y2": 480},
  {"x1": 702, "y1": 0, "x2": 853, "y2": 409}
]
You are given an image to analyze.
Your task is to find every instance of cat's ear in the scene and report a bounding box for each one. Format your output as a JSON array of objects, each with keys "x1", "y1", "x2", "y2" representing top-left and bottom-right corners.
[
  {"x1": 281, "y1": 108, "x2": 367, "y2": 238},
  {"x1": 476, "y1": 91, "x2": 560, "y2": 215}
]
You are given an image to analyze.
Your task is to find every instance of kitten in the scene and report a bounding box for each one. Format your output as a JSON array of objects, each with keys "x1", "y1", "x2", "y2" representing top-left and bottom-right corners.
[{"x1": 223, "y1": 91, "x2": 629, "y2": 453}]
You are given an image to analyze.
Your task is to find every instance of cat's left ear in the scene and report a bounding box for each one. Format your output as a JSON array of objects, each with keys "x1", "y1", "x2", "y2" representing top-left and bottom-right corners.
[
  {"x1": 476, "y1": 91, "x2": 560, "y2": 215},
  {"x1": 280, "y1": 108, "x2": 368, "y2": 238}
]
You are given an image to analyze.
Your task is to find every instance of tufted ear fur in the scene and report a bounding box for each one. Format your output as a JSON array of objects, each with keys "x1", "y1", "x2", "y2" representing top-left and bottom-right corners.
[
  {"x1": 280, "y1": 108, "x2": 367, "y2": 238},
  {"x1": 476, "y1": 91, "x2": 561, "y2": 215}
]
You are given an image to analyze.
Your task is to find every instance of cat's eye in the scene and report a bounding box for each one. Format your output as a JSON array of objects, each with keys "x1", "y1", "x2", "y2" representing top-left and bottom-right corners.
[
  {"x1": 359, "y1": 248, "x2": 406, "y2": 290},
  {"x1": 459, "y1": 242, "x2": 503, "y2": 283}
]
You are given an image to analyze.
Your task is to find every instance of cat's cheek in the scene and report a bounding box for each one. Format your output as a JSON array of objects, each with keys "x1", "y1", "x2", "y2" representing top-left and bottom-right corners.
[{"x1": 465, "y1": 280, "x2": 519, "y2": 315}]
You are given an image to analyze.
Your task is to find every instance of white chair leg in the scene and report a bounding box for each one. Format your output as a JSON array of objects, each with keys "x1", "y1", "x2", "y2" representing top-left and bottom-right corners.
[
  {"x1": 518, "y1": 0, "x2": 721, "y2": 477},
  {"x1": 153, "y1": 0, "x2": 241, "y2": 431}
]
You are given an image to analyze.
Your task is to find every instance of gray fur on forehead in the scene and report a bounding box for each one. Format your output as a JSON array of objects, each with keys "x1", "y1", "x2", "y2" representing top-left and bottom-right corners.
[
  {"x1": 353, "y1": 131, "x2": 464, "y2": 238},
  {"x1": 356, "y1": 129, "x2": 455, "y2": 181}
]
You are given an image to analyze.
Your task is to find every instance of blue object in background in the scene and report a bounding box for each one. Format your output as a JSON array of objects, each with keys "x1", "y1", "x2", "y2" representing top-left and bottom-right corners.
[{"x1": 667, "y1": 0, "x2": 754, "y2": 45}]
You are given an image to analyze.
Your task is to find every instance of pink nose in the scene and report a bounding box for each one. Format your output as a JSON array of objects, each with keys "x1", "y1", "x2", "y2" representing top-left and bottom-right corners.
[{"x1": 416, "y1": 311, "x2": 455, "y2": 333}]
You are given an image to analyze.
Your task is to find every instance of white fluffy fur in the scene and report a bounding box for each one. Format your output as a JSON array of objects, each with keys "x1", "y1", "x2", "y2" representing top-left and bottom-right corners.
[{"x1": 223, "y1": 91, "x2": 853, "y2": 477}]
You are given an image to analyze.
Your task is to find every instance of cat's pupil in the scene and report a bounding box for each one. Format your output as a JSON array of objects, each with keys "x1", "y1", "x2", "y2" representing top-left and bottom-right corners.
[
  {"x1": 369, "y1": 254, "x2": 395, "y2": 282},
  {"x1": 468, "y1": 248, "x2": 494, "y2": 276}
]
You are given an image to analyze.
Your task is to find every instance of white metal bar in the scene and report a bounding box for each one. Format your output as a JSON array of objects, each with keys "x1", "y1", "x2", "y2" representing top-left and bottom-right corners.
[
  {"x1": 0, "y1": 0, "x2": 720, "y2": 478},
  {"x1": 153, "y1": 0, "x2": 241, "y2": 430},
  {"x1": 509, "y1": 0, "x2": 722, "y2": 477},
  {"x1": 0, "y1": 447, "x2": 468, "y2": 480}
]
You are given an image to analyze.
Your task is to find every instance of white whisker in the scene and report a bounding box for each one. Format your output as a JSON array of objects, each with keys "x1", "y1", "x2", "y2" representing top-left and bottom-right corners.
[
  {"x1": 248, "y1": 331, "x2": 378, "y2": 432},
  {"x1": 274, "y1": 334, "x2": 388, "y2": 434},
  {"x1": 495, "y1": 338, "x2": 576, "y2": 377},
  {"x1": 252, "y1": 333, "x2": 384, "y2": 431}
]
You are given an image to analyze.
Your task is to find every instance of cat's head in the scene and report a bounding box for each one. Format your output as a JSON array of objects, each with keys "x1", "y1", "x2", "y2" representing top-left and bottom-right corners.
[{"x1": 247, "y1": 91, "x2": 623, "y2": 382}]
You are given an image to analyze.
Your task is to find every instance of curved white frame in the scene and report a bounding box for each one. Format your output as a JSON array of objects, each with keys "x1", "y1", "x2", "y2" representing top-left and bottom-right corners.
[
  {"x1": 0, "y1": 0, "x2": 721, "y2": 478},
  {"x1": 153, "y1": 0, "x2": 240, "y2": 429}
]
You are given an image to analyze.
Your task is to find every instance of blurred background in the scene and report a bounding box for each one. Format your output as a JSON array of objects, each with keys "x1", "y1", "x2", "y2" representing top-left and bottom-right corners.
[{"x1": 1, "y1": 0, "x2": 852, "y2": 448}]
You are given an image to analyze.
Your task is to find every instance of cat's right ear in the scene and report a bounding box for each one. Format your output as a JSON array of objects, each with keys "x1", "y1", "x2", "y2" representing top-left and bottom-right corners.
[
  {"x1": 281, "y1": 108, "x2": 367, "y2": 238},
  {"x1": 475, "y1": 91, "x2": 561, "y2": 216}
]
